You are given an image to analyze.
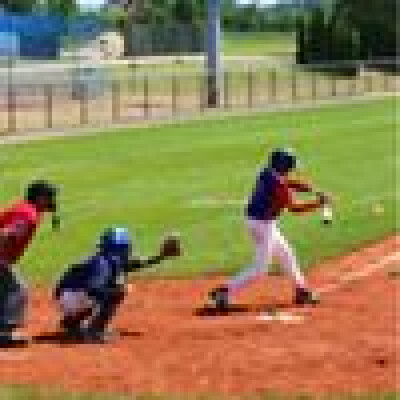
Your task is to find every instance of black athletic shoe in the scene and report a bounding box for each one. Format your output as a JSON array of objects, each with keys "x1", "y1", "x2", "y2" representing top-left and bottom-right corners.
[
  {"x1": 0, "y1": 332, "x2": 28, "y2": 347},
  {"x1": 294, "y1": 287, "x2": 320, "y2": 306},
  {"x1": 78, "y1": 326, "x2": 116, "y2": 344},
  {"x1": 208, "y1": 285, "x2": 231, "y2": 310}
]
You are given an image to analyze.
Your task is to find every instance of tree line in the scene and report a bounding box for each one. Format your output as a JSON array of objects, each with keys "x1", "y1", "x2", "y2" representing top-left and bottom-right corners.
[
  {"x1": 1, "y1": 0, "x2": 396, "y2": 69},
  {"x1": 0, "y1": 0, "x2": 78, "y2": 17},
  {"x1": 297, "y1": 0, "x2": 397, "y2": 71},
  {"x1": 0, "y1": 0, "x2": 306, "y2": 31}
]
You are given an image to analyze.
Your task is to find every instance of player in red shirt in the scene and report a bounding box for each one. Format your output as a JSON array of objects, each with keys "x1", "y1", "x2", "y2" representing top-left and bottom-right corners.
[{"x1": 0, "y1": 180, "x2": 59, "y2": 344}]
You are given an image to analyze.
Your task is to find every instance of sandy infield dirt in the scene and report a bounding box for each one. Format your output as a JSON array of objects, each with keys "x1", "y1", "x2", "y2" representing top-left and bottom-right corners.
[{"x1": 0, "y1": 236, "x2": 398, "y2": 397}]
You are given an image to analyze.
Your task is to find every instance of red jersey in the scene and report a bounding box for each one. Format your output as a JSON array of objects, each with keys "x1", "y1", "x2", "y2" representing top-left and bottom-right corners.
[{"x1": 0, "y1": 200, "x2": 43, "y2": 265}]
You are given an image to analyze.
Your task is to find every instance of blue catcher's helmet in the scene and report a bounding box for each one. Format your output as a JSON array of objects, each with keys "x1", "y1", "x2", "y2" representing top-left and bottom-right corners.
[
  {"x1": 98, "y1": 227, "x2": 132, "y2": 256},
  {"x1": 269, "y1": 148, "x2": 298, "y2": 173}
]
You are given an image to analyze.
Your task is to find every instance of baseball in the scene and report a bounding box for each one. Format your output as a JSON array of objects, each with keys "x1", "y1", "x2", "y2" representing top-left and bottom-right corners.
[{"x1": 372, "y1": 203, "x2": 385, "y2": 216}]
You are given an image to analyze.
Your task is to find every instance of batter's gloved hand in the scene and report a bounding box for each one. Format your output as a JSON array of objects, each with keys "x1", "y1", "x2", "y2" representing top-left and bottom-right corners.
[
  {"x1": 159, "y1": 233, "x2": 183, "y2": 259},
  {"x1": 316, "y1": 192, "x2": 332, "y2": 206}
]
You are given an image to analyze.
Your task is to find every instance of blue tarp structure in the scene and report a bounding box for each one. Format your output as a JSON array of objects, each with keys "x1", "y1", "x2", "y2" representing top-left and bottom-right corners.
[
  {"x1": 0, "y1": 13, "x2": 108, "y2": 59},
  {"x1": 0, "y1": 31, "x2": 19, "y2": 57},
  {"x1": 0, "y1": 13, "x2": 67, "y2": 58}
]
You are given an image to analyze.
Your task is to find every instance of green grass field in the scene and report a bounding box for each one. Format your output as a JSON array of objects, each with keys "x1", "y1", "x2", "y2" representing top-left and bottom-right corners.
[
  {"x1": 0, "y1": 98, "x2": 397, "y2": 284},
  {"x1": 223, "y1": 32, "x2": 296, "y2": 56},
  {"x1": 0, "y1": 385, "x2": 397, "y2": 400},
  {"x1": 0, "y1": 98, "x2": 397, "y2": 399}
]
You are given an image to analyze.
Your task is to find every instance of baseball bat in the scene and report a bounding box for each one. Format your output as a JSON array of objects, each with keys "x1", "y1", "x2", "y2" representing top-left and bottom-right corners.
[{"x1": 292, "y1": 174, "x2": 333, "y2": 225}]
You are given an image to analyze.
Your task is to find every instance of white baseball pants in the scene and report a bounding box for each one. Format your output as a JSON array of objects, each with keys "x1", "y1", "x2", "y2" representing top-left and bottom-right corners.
[{"x1": 227, "y1": 219, "x2": 306, "y2": 293}]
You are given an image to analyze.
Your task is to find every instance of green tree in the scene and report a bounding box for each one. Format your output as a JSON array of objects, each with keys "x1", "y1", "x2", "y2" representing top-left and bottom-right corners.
[
  {"x1": 103, "y1": 0, "x2": 206, "y2": 56},
  {"x1": 0, "y1": 0, "x2": 37, "y2": 13},
  {"x1": 297, "y1": 0, "x2": 397, "y2": 70},
  {"x1": 102, "y1": 0, "x2": 150, "y2": 55},
  {"x1": 222, "y1": 0, "x2": 236, "y2": 32},
  {"x1": 40, "y1": 0, "x2": 79, "y2": 17}
]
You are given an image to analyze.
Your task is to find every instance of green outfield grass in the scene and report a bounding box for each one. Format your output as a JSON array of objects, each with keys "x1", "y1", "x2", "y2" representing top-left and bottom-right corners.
[
  {"x1": 0, "y1": 99, "x2": 397, "y2": 283},
  {"x1": 223, "y1": 32, "x2": 296, "y2": 56},
  {"x1": 0, "y1": 385, "x2": 397, "y2": 400}
]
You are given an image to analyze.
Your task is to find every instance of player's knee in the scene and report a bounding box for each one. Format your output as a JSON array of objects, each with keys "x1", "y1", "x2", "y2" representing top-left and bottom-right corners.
[{"x1": 58, "y1": 290, "x2": 93, "y2": 318}]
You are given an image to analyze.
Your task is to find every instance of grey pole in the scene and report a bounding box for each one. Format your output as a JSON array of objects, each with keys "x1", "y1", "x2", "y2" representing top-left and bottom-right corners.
[{"x1": 207, "y1": 0, "x2": 222, "y2": 108}]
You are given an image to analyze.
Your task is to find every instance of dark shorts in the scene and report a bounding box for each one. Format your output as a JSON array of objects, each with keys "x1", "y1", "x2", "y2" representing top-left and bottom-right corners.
[{"x1": 0, "y1": 266, "x2": 27, "y2": 331}]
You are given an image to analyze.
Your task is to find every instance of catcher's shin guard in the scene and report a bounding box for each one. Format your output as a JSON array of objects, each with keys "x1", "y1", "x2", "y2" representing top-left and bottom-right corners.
[
  {"x1": 60, "y1": 309, "x2": 93, "y2": 337},
  {"x1": 86, "y1": 287, "x2": 125, "y2": 336}
]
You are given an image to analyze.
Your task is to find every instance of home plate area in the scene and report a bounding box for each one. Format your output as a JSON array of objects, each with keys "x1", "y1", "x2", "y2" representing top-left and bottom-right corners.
[
  {"x1": 0, "y1": 236, "x2": 398, "y2": 396},
  {"x1": 194, "y1": 303, "x2": 309, "y2": 325}
]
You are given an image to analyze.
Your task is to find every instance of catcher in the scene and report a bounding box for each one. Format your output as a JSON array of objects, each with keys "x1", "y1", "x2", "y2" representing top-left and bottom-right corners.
[{"x1": 53, "y1": 227, "x2": 182, "y2": 343}]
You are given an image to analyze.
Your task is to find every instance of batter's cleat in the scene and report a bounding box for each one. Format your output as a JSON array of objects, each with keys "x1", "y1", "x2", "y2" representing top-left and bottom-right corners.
[
  {"x1": 62, "y1": 325, "x2": 86, "y2": 341},
  {"x1": 294, "y1": 287, "x2": 320, "y2": 306},
  {"x1": 208, "y1": 285, "x2": 231, "y2": 310},
  {"x1": 0, "y1": 332, "x2": 29, "y2": 347},
  {"x1": 77, "y1": 326, "x2": 117, "y2": 344}
]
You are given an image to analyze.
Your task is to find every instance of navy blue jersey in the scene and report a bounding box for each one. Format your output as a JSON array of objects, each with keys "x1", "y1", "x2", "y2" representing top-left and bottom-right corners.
[
  {"x1": 54, "y1": 252, "x2": 129, "y2": 300},
  {"x1": 246, "y1": 167, "x2": 291, "y2": 221}
]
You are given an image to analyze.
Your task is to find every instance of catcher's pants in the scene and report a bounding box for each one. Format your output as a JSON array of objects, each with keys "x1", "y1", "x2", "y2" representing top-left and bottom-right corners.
[
  {"x1": 227, "y1": 219, "x2": 306, "y2": 293},
  {"x1": 58, "y1": 286, "x2": 125, "y2": 333},
  {"x1": 58, "y1": 290, "x2": 94, "y2": 317},
  {"x1": 0, "y1": 263, "x2": 28, "y2": 333}
]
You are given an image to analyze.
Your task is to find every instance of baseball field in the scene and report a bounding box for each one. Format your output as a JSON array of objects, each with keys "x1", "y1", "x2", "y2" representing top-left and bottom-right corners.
[{"x1": 0, "y1": 98, "x2": 398, "y2": 399}]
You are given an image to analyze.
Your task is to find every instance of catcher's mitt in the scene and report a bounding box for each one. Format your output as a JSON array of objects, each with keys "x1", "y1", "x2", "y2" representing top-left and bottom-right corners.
[{"x1": 159, "y1": 233, "x2": 183, "y2": 259}]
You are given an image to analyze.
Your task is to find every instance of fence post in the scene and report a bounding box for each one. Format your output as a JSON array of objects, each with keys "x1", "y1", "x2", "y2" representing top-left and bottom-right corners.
[
  {"x1": 112, "y1": 80, "x2": 120, "y2": 123},
  {"x1": 247, "y1": 66, "x2": 254, "y2": 109},
  {"x1": 366, "y1": 73, "x2": 374, "y2": 93},
  {"x1": 7, "y1": 58, "x2": 16, "y2": 133},
  {"x1": 311, "y1": 72, "x2": 317, "y2": 101},
  {"x1": 383, "y1": 73, "x2": 390, "y2": 92},
  {"x1": 349, "y1": 72, "x2": 357, "y2": 97},
  {"x1": 269, "y1": 69, "x2": 277, "y2": 104},
  {"x1": 79, "y1": 83, "x2": 88, "y2": 126},
  {"x1": 291, "y1": 70, "x2": 298, "y2": 103},
  {"x1": 199, "y1": 72, "x2": 205, "y2": 113},
  {"x1": 143, "y1": 73, "x2": 150, "y2": 118},
  {"x1": 45, "y1": 84, "x2": 53, "y2": 129},
  {"x1": 224, "y1": 70, "x2": 230, "y2": 109},
  {"x1": 331, "y1": 75, "x2": 337, "y2": 97},
  {"x1": 172, "y1": 73, "x2": 178, "y2": 114}
]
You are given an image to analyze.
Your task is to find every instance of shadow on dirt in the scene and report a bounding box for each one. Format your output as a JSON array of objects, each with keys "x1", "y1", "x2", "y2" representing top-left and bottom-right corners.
[
  {"x1": 194, "y1": 302, "x2": 294, "y2": 317},
  {"x1": 118, "y1": 329, "x2": 144, "y2": 339},
  {"x1": 0, "y1": 338, "x2": 30, "y2": 349},
  {"x1": 32, "y1": 329, "x2": 143, "y2": 345}
]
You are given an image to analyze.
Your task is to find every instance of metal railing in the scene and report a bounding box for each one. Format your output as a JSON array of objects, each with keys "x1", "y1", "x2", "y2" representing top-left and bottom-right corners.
[{"x1": 0, "y1": 59, "x2": 398, "y2": 135}]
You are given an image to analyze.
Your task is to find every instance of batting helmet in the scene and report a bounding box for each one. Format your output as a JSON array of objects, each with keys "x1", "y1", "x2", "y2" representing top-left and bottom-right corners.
[
  {"x1": 269, "y1": 148, "x2": 298, "y2": 173},
  {"x1": 98, "y1": 227, "x2": 132, "y2": 256}
]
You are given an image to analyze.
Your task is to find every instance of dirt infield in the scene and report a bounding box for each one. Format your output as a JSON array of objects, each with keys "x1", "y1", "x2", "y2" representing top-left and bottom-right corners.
[{"x1": 0, "y1": 236, "x2": 398, "y2": 397}]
